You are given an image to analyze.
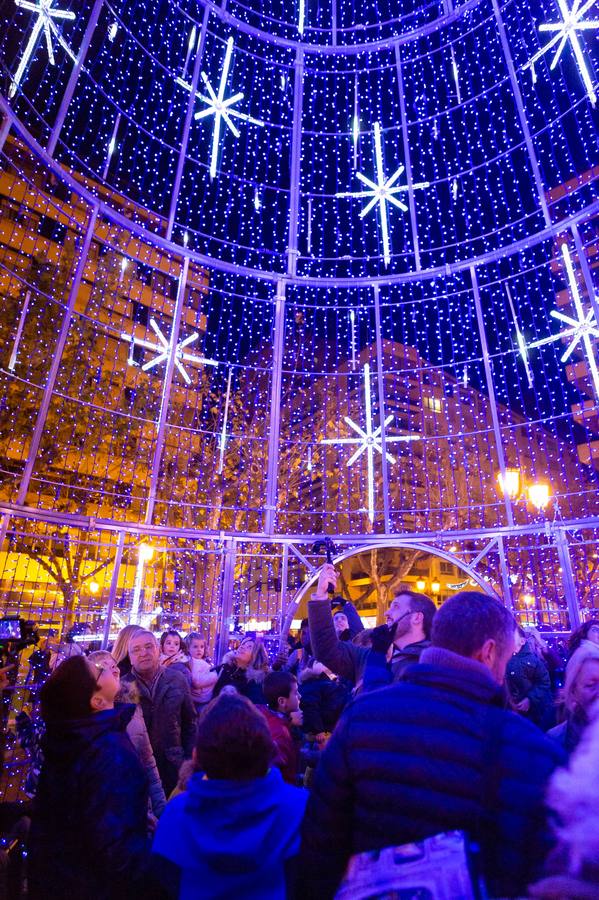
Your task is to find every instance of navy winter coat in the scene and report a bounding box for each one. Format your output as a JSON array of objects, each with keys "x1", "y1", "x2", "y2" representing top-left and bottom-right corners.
[
  {"x1": 27, "y1": 704, "x2": 153, "y2": 900},
  {"x1": 299, "y1": 647, "x2": 566, "y2": 899}
]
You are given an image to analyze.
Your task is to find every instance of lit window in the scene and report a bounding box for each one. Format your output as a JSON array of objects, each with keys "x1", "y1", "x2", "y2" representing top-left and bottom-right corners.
[{"x1": 424, "y1": 396, "x2": 442, "y2": 413}]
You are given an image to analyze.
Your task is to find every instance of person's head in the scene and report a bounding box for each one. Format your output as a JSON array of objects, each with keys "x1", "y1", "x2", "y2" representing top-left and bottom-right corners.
[
  {"x1": 128, "y1": 629, "x2": 160, "y2": 677},
  {"x1": 568, "y1": 618, "x2": 599, "y2": 654},
  {"x1": 111, "y1": 624, "x2": 144, "y2": 664},
  {"x1": 522, "y1": 626, "x2": 547, "y2": 656},
  {"x1": 185, "y1": 632, "x2": 208, "y2": 660},
  {"x1": 160, "y1": 629, "x2": 183, "y2": 657},
  {"x1": 513, "y1": 627, "x2": 527, "y2": 654},
  {"x1": 263, "y1": 671, "x2": 299, "y2": 715},
  {"x1": 193, "y1": 692, "x2": 275, "y2": 780},
  {"x1": 386, "y1": 590, "x2": 437, "y2": 645},
  {"x1": 431, "y1": 591, "x2": 516, "y2": 684},
  {"x1": 563, "y1": 645, "x2": 599, "y2": 718},
  {"x1": 87, "y1": 650, "x2": 121, "y2": 710},
  {"x1": 40, "y1": 654, "x2": 119, "y2": 723},
  {"x1": 235, "y1": 637, "x2": 255, "y2": 668},
  {"x1": 299, "y1": 618, "x2": 311, "y2": 651},
  {"x1": 333, "y1": 612, "x2": 349, "y2": 635}
]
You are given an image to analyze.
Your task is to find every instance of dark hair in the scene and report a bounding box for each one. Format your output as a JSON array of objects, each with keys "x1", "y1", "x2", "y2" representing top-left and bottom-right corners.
[
  {"x1": 395, "y1": 590, "x2": 437, "y2": 639},
  {"x1": 194, "y1": 693, "x2": 275, "y2": 779},
  {"x1": 160, "y1": 629, "x2": 182, "y2": 653},
  {"x1": 431, "y1": 591, "x2": 516, "y2": 657},
  {"x1": 40, "y1": 656, "x2": 97, "y2": 723},
  {"x1": 568, "y1": 619, "x2": 599, "y2": 656},
  {"x1": 300, "y1": 618, "x2": 309, "y2": 630},
  {"x1": 263, "y1": 671, "x2": 296, "y2": 710}
]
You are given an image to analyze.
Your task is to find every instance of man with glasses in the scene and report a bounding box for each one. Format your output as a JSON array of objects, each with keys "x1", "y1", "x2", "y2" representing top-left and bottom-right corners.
[
  {"x1": 308, "y1": 563, "x2": 436, "y2": 693},
  {"x1": 122, "y1": 630, "x2": 196, "y2": 796}
]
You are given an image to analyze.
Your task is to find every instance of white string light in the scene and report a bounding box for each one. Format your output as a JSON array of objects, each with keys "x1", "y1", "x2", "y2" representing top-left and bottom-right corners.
[
  {"x1": 336, "y1": 122, "x2": 429, "y2": 267},
  {"x1": 9, "y1": 0, "x2": 76, "y2": 98}
]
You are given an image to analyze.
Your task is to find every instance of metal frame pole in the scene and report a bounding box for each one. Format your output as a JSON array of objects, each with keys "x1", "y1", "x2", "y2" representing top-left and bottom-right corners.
[
  {"x1": 491, "y1": 0, "x2": 551, "y2": 228},
  {"x1": 470, "y1": 265, "x2": 515, "y2": 538},
  {"x1": 46, "y1": 0, "x2": 106, "y2": 157},
  {"x1": 264, "y1": 46, "x2": 304, "y2": 533},
  {"x1": 166, "y1": 5, "x2": 210, "y2": 241},
  {"x1": 0, "y1": 116, "x2": 11, "y2": 156},
  {"x1": 286, "y1": 46, "x2": 304, "y2": 279},
  {"x1": 101, "y1": 530, "x2": 126, "y2": 648},
  {"x1": 570, "y1": 223, "x2": 599, "y2": 343},
  {"x1": 373, "y1": 284, "x2": 391, "y2": 531},
  {"x1": 394, "y1": 42, "x2": 422, "y2": 270},
  {"x1": 216, "y1": 538, "x2": 237, "y2": 662},
  {"x1": 553, "y1": 525, "x2": 581, "y2": 629},
  {"x1": 264, "y1": 279, "x2": 286, "y2": 533},
  {"x1": 496, "y1": 534, "x2": 513, "y2": 610},
  {"x1": 278, "y1": 542, "x2": 289, "y2": 648},
  {"x1": 144, "y1": 256, "x2": 190, "y2": 524}
]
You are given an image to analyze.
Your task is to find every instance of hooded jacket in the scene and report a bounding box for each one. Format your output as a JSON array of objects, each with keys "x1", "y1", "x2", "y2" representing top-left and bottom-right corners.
[
  {"x1": 27, "y1": 704, "x2": 152, "y2": 900},
  {"x1": 153, "y1": 766, "x2": 308, "y2": 899},
  {"x1": 299, "y1": 647, "x2": 565, "y2": 899}
]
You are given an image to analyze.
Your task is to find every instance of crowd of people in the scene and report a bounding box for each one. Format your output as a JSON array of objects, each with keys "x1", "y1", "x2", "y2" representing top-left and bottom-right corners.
[{"x1": 20, "y1": 566, "x2": 599, "y2": 898}]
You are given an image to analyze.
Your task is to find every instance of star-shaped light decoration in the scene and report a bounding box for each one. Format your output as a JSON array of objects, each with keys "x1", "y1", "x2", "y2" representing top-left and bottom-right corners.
[
  {"x1": 9, "y1": 0, "x2": 76, "y2": 98},
  {"x1": 529, "y1": 243, "x2": 599, "y2": 398},
  {"x1": 176, "y1": 37, "x2": 264, "y2": 179},
  {"x1": 336, "y1": 122, "x2": 429, "y2": 267},
  {"x1": 322, "y1": 363, "x2": 420, "y2": 523},
  {"x1": 524, "y1": 0, "x2": 599, "y2": 106},
  {"x1": 121, "y1": 318, "x2": 218, "y2": 385}
]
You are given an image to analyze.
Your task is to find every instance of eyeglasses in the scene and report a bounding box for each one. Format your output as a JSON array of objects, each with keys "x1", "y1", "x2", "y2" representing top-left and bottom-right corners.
[{"x1": 91, "y1": 661, "x2": 119, "y2": 683}]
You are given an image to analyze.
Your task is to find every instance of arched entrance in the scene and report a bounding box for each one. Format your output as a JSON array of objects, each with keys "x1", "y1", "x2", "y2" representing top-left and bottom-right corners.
[{"x1": 281, "y1": 542, "x2": 499, "y2": 637}]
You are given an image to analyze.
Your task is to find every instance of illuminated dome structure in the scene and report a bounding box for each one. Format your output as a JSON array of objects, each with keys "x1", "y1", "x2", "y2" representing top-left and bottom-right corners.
[{"x1": 0, "y1": 0, "x2": 598, "y2": 649}]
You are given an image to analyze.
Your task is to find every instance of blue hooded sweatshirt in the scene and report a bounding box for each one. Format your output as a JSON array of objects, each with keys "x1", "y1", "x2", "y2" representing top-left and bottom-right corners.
[{"x1": 153, "y1": 766, "x2": 307, "y2": 900}]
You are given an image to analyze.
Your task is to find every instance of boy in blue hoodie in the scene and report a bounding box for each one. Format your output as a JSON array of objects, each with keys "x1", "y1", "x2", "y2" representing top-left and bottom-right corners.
[{"x1": 153, "y1": 691, "x2": 307, "y2": 899}]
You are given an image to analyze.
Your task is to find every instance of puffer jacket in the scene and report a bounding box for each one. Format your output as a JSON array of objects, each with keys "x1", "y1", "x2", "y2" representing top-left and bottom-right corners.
[
  {"x1": 28, "y1": 704, "x2": 153, "y2": 900},
  {"x1": 122, "y1": 668, "x2": 197, "y2": 796},
  {"x1": 507, "y1": 644, "x2": 555, "y2": 730},
  {"x1": 299, "y1": 646, "x2": 566, "y2": 899}
]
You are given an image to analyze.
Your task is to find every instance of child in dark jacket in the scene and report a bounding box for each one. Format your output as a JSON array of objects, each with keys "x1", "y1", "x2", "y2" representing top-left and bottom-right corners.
[
  {"x1": 153, "y1": 692, "x2": 307, "y2": 900},
  {"x1": 27, "y1": 655, "x2": 156, "y2": 900},
  {"x1": 260, "y1": 671, "x2": 302, "y2": 784}
]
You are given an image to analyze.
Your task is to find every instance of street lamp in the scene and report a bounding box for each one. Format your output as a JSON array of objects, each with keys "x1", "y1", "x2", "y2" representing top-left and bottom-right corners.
[
  {"x1": 130, "y1": 542, "x2": 156, "y2": 624},
  {"x1": 496, "y1": 468, "x2": 521, "y2": 500},
  {"x1": 496, "y1": 469, "x2": 552, "y2": 512},
  {"x1": 431, "y1": 580, "x2": 441, "y2": 595},
  {"x1": 526, "y1": 482, "x2": 551, "y2": 512},
  {"x1": 416, "y1": 578, "x2": 426, "y2": 591}
]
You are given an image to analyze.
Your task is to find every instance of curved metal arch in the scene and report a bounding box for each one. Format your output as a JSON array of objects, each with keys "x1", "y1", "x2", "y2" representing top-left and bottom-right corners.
[
  {"x1": 280, "y1": 539, "x2": 499, "y2": 637},
  {"x1": 3, "y1": 99, "x2": 599, "y2": 288},
  {"x1": 188, "y1": 0, "x2": 482, "y2": 56}
]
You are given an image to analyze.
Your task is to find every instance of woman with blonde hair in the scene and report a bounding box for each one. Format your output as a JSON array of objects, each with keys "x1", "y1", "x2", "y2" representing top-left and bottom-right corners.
[
  {"x1": 548, "y1": 643, "x2": 599, "y2": 755},
  {"x1": 213, "y1": 635, "x2": 270, "y2": 705},
  {"x1": 111, "y1": 623, "x2": 144, "y2": 676}
]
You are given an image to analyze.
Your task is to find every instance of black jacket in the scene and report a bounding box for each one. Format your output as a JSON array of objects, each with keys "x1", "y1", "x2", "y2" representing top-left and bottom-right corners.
[
  {"x1": 28, "y1": 704, "x2": 152, "y2": 900},
  {"x1": 507, "y1": 645, "x2": 555, "y2": 730},
  {"x1": 122, "y1": 668, "x2": 197, "y2": 796},
  {"x1": 213, "y1": 661, "x2": 266, "y2": 706},
  {"x1": 308, "y1": 599, "x2": 429, "y2": 691},
  {"x1": 299, "y1": 647, "x2": 565, "y2": 899}
]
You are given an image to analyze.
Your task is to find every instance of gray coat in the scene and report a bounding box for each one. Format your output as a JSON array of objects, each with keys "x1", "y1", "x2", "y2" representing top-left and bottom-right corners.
[{"x1": 122, "y1": 667, "x2": 196, "y2": 797}]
